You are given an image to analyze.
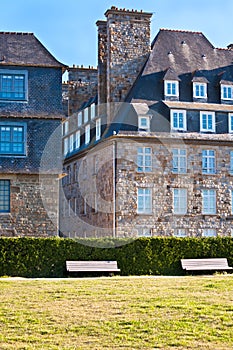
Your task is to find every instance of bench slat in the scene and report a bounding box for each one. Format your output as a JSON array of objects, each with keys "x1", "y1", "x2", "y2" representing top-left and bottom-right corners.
[
  {"x1": 181, "y1": 258, "x2": 233, "y2": 271},
  {"x1": 66, "y1": 261, "x2": 120, "y2": 272}
]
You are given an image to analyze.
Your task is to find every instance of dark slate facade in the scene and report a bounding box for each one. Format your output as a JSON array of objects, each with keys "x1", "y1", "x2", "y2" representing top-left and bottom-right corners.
[{"x1": 0, "y1": 32, "x2": 66, "y2": 237}]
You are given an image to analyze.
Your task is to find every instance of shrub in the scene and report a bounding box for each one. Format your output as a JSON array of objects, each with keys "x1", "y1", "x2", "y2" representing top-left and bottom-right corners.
[{"x1": 0, "y1": 237, "x2": 232, "y2": 277}]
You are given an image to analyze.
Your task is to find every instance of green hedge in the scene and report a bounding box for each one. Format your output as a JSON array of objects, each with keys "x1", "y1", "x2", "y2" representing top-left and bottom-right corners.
[{"x1": 0, "y1": 237, "x2": 232, "y2": 277}]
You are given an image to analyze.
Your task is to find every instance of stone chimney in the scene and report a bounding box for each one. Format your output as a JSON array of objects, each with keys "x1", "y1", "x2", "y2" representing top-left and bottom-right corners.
[{"x1": 97, "y1": 6, "x2": 153, "y2": 104}]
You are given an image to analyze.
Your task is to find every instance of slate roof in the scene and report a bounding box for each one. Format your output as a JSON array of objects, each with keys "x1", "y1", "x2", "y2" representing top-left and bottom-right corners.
[
  {"x1": 127, "y1": 29, "x2": 233, "y2": 104},
  {"x1": 0, "y1": 32, "x2": 66, "y2": 68},
  {"x1": 147, "y1": 29, "x2": 233, "y2": 75}
]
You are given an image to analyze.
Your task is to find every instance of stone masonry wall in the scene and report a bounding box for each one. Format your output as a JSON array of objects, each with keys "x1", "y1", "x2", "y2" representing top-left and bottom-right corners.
[
  {"x1": 61, "y1": 142, "x2": 114, "y2": 238},
  {"x1": 115, "y1": 137, "x2": 233, "y2": 237},
  {"x1": 0, "y1": 174, "x2": 59, "y2": 237},
  {"x1": 105, "y1": 7, "x2": 152, "y2": 103},
  {"x1": 64, "y1": 66, "x2": 98, "y2": 115}
]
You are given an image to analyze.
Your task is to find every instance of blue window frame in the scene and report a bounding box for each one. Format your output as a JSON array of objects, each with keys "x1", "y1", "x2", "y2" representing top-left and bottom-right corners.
[
  {"x1": 0, "y1": 70, "x2": 28, "y2": 101},
  {"x1": 0, "y1": 180, "x2": 10, "y2": 213},
  {"x1": 0, "y1": 123, "x2": 26, "y2": 155}
]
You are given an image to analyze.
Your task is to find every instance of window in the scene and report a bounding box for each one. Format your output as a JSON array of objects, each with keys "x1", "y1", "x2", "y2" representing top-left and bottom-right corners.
[
  {"x1": 0, "y1": 123, "x2": 26, "y2": 155},
  {"x1": 63, "y1": 121, "x2": 69, "y2": 135},
  {"x1": 200, "y1": 112, "x2": 215, "y2": 132},
  {"x1": 230, "y1": 151, "x2": 233, "y2": 174},
  {"x1": 137, "y1": 188, "x2": 152, "y2": 214},
  {"x1": 228, "y1": 114, "x2": 233, "y2": 133},
  {"x1": 202, "y1": 189, "x2": 216, "y2": 214},
  {"x1": 77, "y1": 112, "x2": 82, "y2": 127},
  {"x1": 84, "y1": 108, "x2": 88, "y2": 123},
  {"x1": 172, "y1": 149, "x2": 187, "y2": 174},
  {"x1": 221, "y1": 85, "x2": 233, "y2": 100},
  {"x1": 138, "y1": 116, "x2": 150, "y2": 131},
  {"x1": 202, "y1": 229, "x2": 217, "y2": 237},
  {"x1": 0, "y1": 70, "x2": 27, "y2": 101},
  {"x1": 0, "y1": 180, "x2": 10, "y2": 213},
  {"x1": 193, "y1": 82, "x2": 207, "y2": 98},
  {"x1": 170, "y1": 110, "x2": 186, "y2": 131},
  {"x1": 63, "y1": 137, "x2": 68, "y2": 156},
  {"x1": 96, "y1": 118, "x2": 101, "y2": 141},
  {"x1": 202, "y1": 150, "x2": 215, "y2": 174},
  {"x1": 173, "y1": 188, "x2": 187, "y2": 214},
  {"x1": 165, "y1": 80, "x2": 179, "y2": 97},
  {"x1": 85, "y1": 124, "x2": 90, "y2": 145},
  {"x1": 75, "y1": 130, "x2": 80, "y2": 149},
  {"x1": 137, "y1": 147, "x2": 152, "y2": 172},
  {"x1": 69, "y1": 134, "x2": 74, "y2": 153},
  {"x1": 91, "y1": 104, "x2": 96, "y2": 120},
  {"x1": 174, "y1": 229, "x2": 187, "y2": 237},
  {"x1": 137, "y1": 228, "x2": 152, "y2": 237}
]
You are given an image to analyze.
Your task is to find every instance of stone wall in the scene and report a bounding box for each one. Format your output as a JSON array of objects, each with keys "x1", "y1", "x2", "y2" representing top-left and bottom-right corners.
[
  {"x1": 114, "y1": 136, "x2": 233, "y2": 237},
  {"x1": 61, "y1": 142, "x2": 114, "y2": 238},
  {"x1": 65, "y1": 66, "x2": 98, "y2": 115},
  {"x1": 0, "y1": 174, "x2": 59, "y2": 237},
  {"x1": 104, "y1": 7, "x2": 152, "y2": 103}
]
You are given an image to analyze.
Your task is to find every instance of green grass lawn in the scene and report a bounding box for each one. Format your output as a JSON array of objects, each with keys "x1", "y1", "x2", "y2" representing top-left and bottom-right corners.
[{"x1": 0, "y1": 276, "x2": 233, "y2": 349}]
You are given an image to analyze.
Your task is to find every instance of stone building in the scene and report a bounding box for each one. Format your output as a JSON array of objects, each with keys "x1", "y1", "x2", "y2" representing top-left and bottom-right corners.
[
  {"x1": 61, "y1": 6, "x2": 233, "y2": 238},
  {"x1": 0, "y1": 32, "x2": 66, "y2": 236}
]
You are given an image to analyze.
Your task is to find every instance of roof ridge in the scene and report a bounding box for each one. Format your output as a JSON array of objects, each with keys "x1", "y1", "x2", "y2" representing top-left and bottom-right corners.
[
  {"x1": 0, "y1": 31, "x2": 33, "y2": 35},
  {"x1": 160, "y1": 28, "x2": 203, "y2": 35}
]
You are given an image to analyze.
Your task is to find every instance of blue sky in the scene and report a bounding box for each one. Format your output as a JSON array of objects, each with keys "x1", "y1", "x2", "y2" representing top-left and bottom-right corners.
[{"x1": 1, "y1": 0, "x2": 233, "y2": 73}]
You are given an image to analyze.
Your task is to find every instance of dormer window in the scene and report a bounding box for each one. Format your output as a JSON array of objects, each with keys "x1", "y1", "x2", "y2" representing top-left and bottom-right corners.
[
  {"x1": 164, "y1": 80, "x2": 179, "y2": 97},
  {"x1": 193, "y1": 82, "x2": 207, "y2": 98},
  {"x1": 138, "y1": 116, "x2": 150, "y2": 131},
  {"x1": 221, "y1": 84, "x2": 233, "y2": 100}
]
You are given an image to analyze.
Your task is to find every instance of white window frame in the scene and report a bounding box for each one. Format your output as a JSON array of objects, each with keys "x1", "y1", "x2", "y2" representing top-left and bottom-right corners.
[
  {"x1": 193, "y1": 82, "x2": 207, "y2": 98},
  {"x1": 202, "y1": 150, "x2": 215, "y2": 174},
  {"x1": 228, "y1": 113, "x2": 233, "y2": 133},
  {"x1": 164, "y1": 80, "x2": 179, "y2": 97},
  {"x1": 137, "y1": 228, "x2": 152, "y2": 237},
  {"x1": 63, "y1": 120, "x2": 69, "y2": 135},
  {"x1": 231, "y1": 190, "x2": 233, "y2": 215},
  {"x1": 200, "y1": 111, "x2": 215, "y2": 132},
  {"x1": 138, "y1": 116, "x2": 150, "y2": 131},
  {"x1": 221, "y1": 84, "x2": 233, "y2": 100},
  {"x1": 137, "y1": 188, "x2": 152, "y2": 214},
  {"x1": 170, "y1": 110, "x2": 187, "y2": 131},
  {"x1": 202, "y1": 189, "x2": 216, "y2": 215},
  {"x1": 174, "y1": 229, "x2": 187, "y2": 237},
  {"x1": 96, "y1": 118, "x2": 101, "y2": 141},
  {"x1": 69, "y1": 134, "x2": 74, "y2": 153},
  {"x1": 173, "y1": 188, "x2": 187, "y2": 215},
  {"x1": 137, "y1": 147, "x2": 152, "y2": 172},
  {"x1": 202, "y1": 229, "x2": 217, "y2": 237},
  {"x1": 63, "y1": 137, "x2": 68, "y2": 156},
  {"x1": 84, "y1": 108, "x2": 89, "y2": 124},
  {"x1": 91, "y1": 104, "x2": 96, "y2": 120},
  {"x1": 75, "y1": 130, "x2": 80, "y2": 149},
  {"x1": 172, "y1": 149, "x2": 187, "y2": 174},
  {"x1": 77, "y1": 112, "x2": 82, "y2": 127},
  {"x1": 85, "y1": 124, "x2": 90, "y2": 145}
]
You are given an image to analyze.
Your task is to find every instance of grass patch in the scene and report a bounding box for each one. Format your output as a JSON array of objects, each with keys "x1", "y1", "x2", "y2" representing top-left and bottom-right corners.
[{"x1": 0, "y1": 276, "x2": 233, "y2": 349}]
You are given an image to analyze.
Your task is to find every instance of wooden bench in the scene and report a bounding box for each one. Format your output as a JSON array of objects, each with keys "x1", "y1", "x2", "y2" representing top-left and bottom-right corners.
[
  {"x1": 181, "y1": 258, "x2": 233, "y2": 272},
  {"x1": 66, "y1": 261, "x2": 120, "y2": 275}
]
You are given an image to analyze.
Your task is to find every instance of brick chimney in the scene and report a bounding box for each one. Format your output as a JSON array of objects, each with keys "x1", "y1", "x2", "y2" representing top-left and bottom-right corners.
[{"x1": 97, "y1": 7, "x2": 153, "y2": 104}]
